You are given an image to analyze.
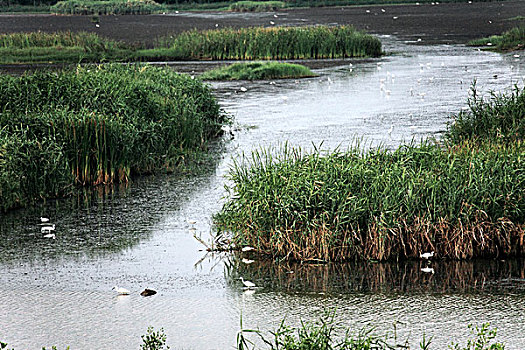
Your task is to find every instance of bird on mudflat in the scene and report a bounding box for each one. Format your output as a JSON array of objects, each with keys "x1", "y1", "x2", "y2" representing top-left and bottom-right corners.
[{"x1": 112, "y1": 286, "x2": 130, "y2": 295}]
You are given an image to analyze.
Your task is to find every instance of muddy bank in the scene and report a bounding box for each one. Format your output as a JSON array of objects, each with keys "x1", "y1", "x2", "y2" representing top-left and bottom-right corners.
[{"x1": 0, "y1": 1, "x2": 522, "y2": 45}]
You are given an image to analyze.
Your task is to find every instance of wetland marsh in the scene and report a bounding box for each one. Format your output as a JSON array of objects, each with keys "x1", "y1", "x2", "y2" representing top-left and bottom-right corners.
[{"x1": 1, "y1": 2, "x2": 525, "y2": 349}]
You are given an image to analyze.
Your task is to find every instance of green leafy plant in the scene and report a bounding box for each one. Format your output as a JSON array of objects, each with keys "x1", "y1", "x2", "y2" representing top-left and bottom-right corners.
[
  {"x1": 141, "y1": 327, "x2": 170, "y2": 350},
  {"x1": 449, "y1": 323, "x2": 505, "y2": 350}
]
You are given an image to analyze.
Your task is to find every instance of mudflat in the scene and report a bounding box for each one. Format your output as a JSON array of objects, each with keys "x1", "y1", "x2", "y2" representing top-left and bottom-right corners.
[{"x1": 0, "y1": 0, "x2": 523, "y2": 44}]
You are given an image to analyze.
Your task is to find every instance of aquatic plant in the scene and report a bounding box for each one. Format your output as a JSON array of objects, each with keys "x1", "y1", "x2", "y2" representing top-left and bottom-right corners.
[
  {"x1": 445, "y1": 84, "x2": 525, "y2": 144},
  {"x1": 201, "y1": 61, "x2": 317, "y2": 80},
  {"x1": 154, "y1": 26, "x2": 382, "y2": 60},
  {"x1": 229, "y1": 0, "x2": 284, "y2": 12},
  {"x1": 0, "y1": 64, "x2": 226, "y2": 211},
  {"x1": 51, "y1": 0, "x2": 165, "y2": 15},
  {"x1": 215, "y1": 140, "x2": 524, "y2": 261},
  {"x1": 141, "y1": 327, "x2": 170, "y2": 350},
  {"x1": 468, "y1": 26, "x2": 525, "y2": 51},
  {"x1": 450, "y1": 323, "x2": 505, "y2": 350},
  {"x1": 0, "y1": 31, "x2": 131, "y2": 64}
]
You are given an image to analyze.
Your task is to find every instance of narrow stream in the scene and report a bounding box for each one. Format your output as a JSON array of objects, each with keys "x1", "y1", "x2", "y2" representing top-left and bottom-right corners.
[{"x1": 1, "y1": 37, "x2": 524, "y2": 350}]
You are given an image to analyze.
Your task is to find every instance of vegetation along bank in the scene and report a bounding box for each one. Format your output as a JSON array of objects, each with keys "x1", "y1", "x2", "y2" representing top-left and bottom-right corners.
[
  {"x1": 469, "y1": 26, "x2": 525, "y2": 51},
  {"x1": 0, "y1": 64, "x2": 226, "y2": 212},
  {"x1": 214, "y1": 85, "x2": 525, "y2": 262},
  {"x1": 0, "y1": 26, "x2": 382, "y2": 64}
]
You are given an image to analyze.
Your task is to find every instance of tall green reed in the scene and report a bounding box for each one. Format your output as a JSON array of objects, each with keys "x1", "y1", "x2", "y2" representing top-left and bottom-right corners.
[
  {"x1": 0, "y1": 64, "x2": 226, "y2": 211},
  {"x1": 154, "y1": 26, "x2": 382, "y2": 60}
]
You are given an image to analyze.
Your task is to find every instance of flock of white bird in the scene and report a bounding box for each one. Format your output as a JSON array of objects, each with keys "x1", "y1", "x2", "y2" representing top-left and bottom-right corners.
[{"x1": 39, "y1": 217, "x2": 56, "y2": 239}]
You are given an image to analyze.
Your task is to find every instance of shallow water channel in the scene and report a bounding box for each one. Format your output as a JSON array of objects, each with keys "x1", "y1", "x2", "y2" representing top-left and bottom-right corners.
[{"x1": 1, "y1": 37, "x2": 525, "y2": 349}]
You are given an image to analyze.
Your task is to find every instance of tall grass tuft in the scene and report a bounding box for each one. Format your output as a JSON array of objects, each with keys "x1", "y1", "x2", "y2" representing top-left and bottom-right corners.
[
  {"x1": 200, "y1": 61, "x2": 317, "y2": 80},
  {"x1": 51, "y1": 0, "x2": 165, "y2": 15},
  {"x1": 215, "y1": 86, "x2": 525, "y2": 262},
  {"x1": 446, "y1": 84, "x2": 525, "y2": 144},
  {"x1": 0, "y1": 31, "x2": 132, "y2": 64},
  {"x1": 229, "y1": 1, "x2": 284, "y2": 12},
  {"x1": 154, "y1": 26, "x2": 382, "y2": 60},
  {"x1": 469, "y1": 26, "x2": 525, "y2": 51},
  {"x1": 0, "y1": 64, "x2": 226, "y2": 211}
]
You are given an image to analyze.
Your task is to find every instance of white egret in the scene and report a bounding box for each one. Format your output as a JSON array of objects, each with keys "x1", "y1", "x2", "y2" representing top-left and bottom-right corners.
[
  {"x1": 112, "y1": 286, "x2": 130, "y2": 295},
  {"x1": 421, "y1": 267, "x2": 435, "y2": 274},
  {"x1": 242, "y1": 258, "x2": 254, "y2": 264},
  {"x1": 420, "y1": 251, "x2": 434, "y2": 260},
  {"x1": 242, "y1": 246, "x2": 255, "y2": 252},
  {"x1": 239, "y1": 277, "x2": 256, "y2": 289},
  {"x1": 239, "y1": 86, "x2": 248, "y2": 92},
  {"x1": 43, "y1": 233, "x2": 56, "y2": 239},
  {"x1": 270, "y1": 21, "x2": 275, "y2": 25},
  {"x1": 40, "y1": 217, "x2": 50, "y2": 223},
  {"x1": 388, "y1": 124, "x2": 394, "y2": 136}
]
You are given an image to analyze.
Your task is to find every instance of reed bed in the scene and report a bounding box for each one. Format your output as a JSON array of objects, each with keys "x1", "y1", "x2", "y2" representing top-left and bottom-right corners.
[
  {"x1": 228, "y1": 1, "x2": 284, "y2": 12},
  {"x1": 200, "y1": 61, "x2": 317, "y2": 80},
  {"x1": 0, "y1": 64, "x2": 225, "y2": 211},
  {"x1": 215, "y1": 141, "x2": 524, "y2": 261},
  {"x1": 446, "y1": 84, "x2": 525, "y2": 144},
  {"x1": 51, "y1": 0, "x2": 164, "y2": 15},
  {"x1": 154, "y1": 26, "x2": 382, "y2": 60},
  {"x1": 469, "y1": 26, "x2": 525, "y2": 51},
  {"x1": 215, "y1": 86, "x2": 525, "y2": 261},
  {"x1": 0, "y1": 31, "x2": 131, "y2": 63}
]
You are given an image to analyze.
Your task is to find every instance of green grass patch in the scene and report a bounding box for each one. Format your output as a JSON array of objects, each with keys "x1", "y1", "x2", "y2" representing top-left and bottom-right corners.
[
  {"x1": 214, "y1": 86, "x2": 525, "y2": 262},
  {"x1": 229, "y1": 0, "x2": 284, "y2": 12},
  {"x1": 0, "y1": 31, "x2": 133, "y2": 64},
  {"x1": 51, "y1": 0, "x2": 165, "y2": 15},
  {"x1": 200, "y1": 61, "x2": 317, "y2": 80},
  {"x1": 445, "y1": 83, "x2": 525, "y2": 144},
  {"x1": 0, "y1": 64, "x2": 227, "y2": 212},
  {"x1": 0, "y1": 26, "x2": 381, "y2": 64},
  {"x1": 468, "y1": 26, "x2": 525, "y2": 51},
  {"x1": 154, "y1": 26, "x2": 382, "y2": 60}
]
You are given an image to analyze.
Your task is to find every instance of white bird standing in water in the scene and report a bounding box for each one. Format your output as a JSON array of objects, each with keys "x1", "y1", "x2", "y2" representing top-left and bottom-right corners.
[
  {"x1": 112, "y1": 286, "x2": 130, "y2": 295},
  {"x1": 239, "y1": 277, "x2": 256, "y2": 289},
  {"x1": 41, "y1": 224, "x2": 55, "y2": 233},
  {"x1": 388, "y1": 124, "x2": 394, "y2": 136},
  {"x1": 40, "y1": 217, "x2": 50, "y2": 223},
  {"x1": 420, "y1": 251, "x2": 434, "y2": 259}
]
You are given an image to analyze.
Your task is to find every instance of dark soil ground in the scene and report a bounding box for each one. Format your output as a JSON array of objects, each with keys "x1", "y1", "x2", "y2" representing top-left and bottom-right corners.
[{"x1": 0, "y1": 1, "x2": 523, "y2": 45}]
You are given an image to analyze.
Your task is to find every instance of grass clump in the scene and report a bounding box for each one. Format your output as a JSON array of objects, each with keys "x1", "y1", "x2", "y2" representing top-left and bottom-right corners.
[
  {"x1": 0, "y1": 64, "x2": 226, "y2": 212},
  {"x1": 154, "y1": 26, "x2": 382, "y2": 60},
  {"x1": 468, "y1": 26, "x2": 525, "y2": 51},
  {"x1": 215, "y1": 86, "x2": 525, "y2": 262},
  {"x1": 0, "y1": 31, "x2": 132, "y2": 64},
  {"x1": 445, "y1": 84, "x2": 525, "y2": 144},
  {"x1": 201, "y1": 61, "x2": 317, "y2": 80},
  {"x1": 51, "y1": 0, "x2": 165, "y2": 15},
  {"x1": 229, "y1": 0, "x2": 284, "y2": 12}
]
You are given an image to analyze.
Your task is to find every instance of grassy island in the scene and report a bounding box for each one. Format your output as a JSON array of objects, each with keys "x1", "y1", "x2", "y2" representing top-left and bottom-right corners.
[
  {"x1": 201, "y1": 61, "x2": 317, "y2": 80},
  {"x1": 0, "y1": 26, "x2": 381, "y2": 64},
  {"x1": 0, "y1": 64, "x2": 226, "y2": 212},
  {"x1": 214, "y1": 86, "x2": 525, "y2": 262},
  {"x1": 469, "y1": 26, "x2": 525, "y2": 51},
  {"x1": 51, "y1": 0, "x2": 165, "y2": 15}
]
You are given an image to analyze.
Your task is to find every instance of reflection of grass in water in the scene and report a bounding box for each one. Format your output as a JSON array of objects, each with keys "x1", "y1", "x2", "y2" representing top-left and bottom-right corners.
[
  {"x1": 225, "y1": 255, "x2": 525, "y2": 294},
  {"x1": 201, "y1": 61, "x2": 317, "y2": 80}
]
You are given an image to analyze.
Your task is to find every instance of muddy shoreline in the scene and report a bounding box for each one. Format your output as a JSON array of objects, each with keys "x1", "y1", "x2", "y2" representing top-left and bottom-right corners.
[{"x1": 0, "y1": 1, "x2": 523, "y2": 45}]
